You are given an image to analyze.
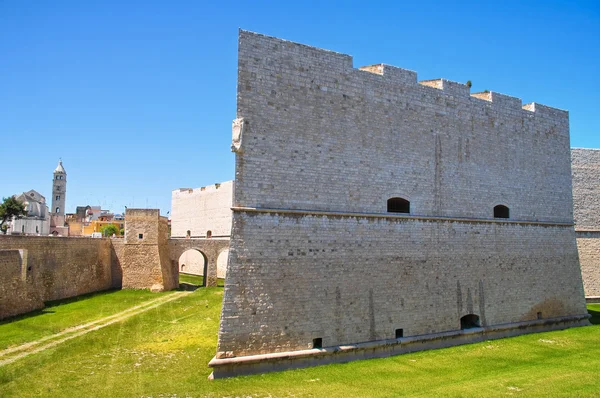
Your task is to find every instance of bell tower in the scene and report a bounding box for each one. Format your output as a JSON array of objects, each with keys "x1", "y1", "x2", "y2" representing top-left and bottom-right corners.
[{"x1": 51, "y1": 159, "x2": 67, "y2": 216}]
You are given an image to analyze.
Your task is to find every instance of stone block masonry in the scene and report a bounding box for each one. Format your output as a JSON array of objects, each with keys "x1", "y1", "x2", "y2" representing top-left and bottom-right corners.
[
  {"x1": 120, "y1": 209, "x2": 178, "y2": 292},
  {"x1": 0, "y1": 236, "x2": 115, "y2": 319},
  {"x1": 210, "y1": 30, "x2": 589, "y2": 378},
  {"x1": 572, "y1": 148, "x2": 600, "y2": 299},
  {"x1": 0, "y1": 249, "x2": 44, "y2": 320},
  {"x1": 171, "y1": 181, "x2": 234, "y2": 238}
]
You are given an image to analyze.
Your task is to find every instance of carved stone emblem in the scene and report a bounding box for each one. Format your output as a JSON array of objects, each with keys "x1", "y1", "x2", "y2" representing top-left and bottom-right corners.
[{"x1": 231, "y1": 118, "x2": 244, "y2": 152}]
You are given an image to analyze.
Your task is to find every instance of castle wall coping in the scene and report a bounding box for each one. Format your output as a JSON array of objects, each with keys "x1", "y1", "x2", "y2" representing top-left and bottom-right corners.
[{"x1": 231, "y1": 207, "x2": 574, "y2": 227}]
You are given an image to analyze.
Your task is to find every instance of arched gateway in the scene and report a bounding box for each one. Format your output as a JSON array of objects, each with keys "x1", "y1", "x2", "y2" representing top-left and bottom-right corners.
[{"x1": 168, "y1": 238, "x2": 229, "y2": 287}]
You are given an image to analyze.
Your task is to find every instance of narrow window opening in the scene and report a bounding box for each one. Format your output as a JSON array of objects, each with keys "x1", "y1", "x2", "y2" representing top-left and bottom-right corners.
[
  {"x1": 186, "y1": 230, "x2": 191, "y2": 238},
  {"x1": 395, "y1": 328, "x2": 404, "y2": 338},
  {"x1": 387, "y1": 197, "x2": 410, "y2": 214},
  {"x1": 312, "y1": 338, "x2": 322, "y2": 349},
  {"x1": 206, "y1": 230, "x2": 212, "y2": 238},
  {"x1": 22, "y1": 225, "x2": 25, "y2": 233},
  {"x1": 55, "y1": 207, "x2": 60, "y2": 213},
  {"x1": 537, "y1": 312, "x2": 543, "y2": 320},
  {"x1": 460, "y1": 314, "x2": 481, "y2": 329},
  {"x1": 36, "y1": 226, "x2": 39, "y2": 233},
  {"x1": 138, "y1": 233, "x2": 143, "y2": 239},
  {"x1": 56, "y1": 195, "x2": 60, "y2": 201},
  {"x1": 494, "y1": 205, "x2": 509, "y2": 219}
]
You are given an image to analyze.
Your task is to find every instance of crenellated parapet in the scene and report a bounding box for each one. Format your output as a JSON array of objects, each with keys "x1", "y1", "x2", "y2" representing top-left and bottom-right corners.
[{"x1": 239, "y1": 30, "x2": 566, "y2": 121}]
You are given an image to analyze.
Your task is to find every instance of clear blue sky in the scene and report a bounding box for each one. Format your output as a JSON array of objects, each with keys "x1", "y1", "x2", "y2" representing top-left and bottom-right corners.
[{"x1": 1, "y1": 1, "x2": 599, "y2": 216}]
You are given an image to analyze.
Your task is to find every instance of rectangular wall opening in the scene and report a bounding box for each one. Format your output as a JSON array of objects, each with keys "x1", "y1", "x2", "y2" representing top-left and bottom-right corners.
[
  {"x1": 395, "y1": 328, "x2": 404, "y2": 338},
  {"x1": 537, "y1": 312, "x2": 543, "y2": 320},
  {"x1": 312, "y1": 338, "x2": 322, "y2": 349}
]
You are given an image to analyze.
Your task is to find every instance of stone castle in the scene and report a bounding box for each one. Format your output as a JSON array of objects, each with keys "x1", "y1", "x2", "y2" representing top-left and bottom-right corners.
[
  {"x1": 1, "y1": 30, "x2": 597, "y2": 381},
  {"x1": 208, "y1": 30, "x2": 590, "y2": 378}
]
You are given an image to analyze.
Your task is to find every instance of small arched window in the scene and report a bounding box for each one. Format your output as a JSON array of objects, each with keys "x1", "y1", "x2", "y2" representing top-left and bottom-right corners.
[
  {"x1": 186, "y1": 230, "x2": 191, "y2": 238},
  {"x1": 460, "y1": 314, "x2": 480, "y2": 329},
  {"x1": 55, "y1": 207, "x2": 60, "y2": 213},
  {"x1": 387, "y1": 197, "x2": 410, "y2": 214},
  {"x1": 206, "y1": 230, "x2": 212, "y2": 238},
  {"x1": 493, "y1": 205, "x2": 509, "y2": 219}
]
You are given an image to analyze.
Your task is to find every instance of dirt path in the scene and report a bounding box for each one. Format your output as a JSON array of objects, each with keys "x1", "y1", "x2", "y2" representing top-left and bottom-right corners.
[{"x1": 0, "y1": 291, "x2": 190, "y2": 367}]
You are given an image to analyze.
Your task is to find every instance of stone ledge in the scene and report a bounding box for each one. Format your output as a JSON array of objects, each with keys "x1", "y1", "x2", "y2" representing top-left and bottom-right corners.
[
  {"x1": 208, "y1": 314, "x2": 590, "y2": 379},
  {"x1": 231, "y1": 207, "x2": 574, "y2": 227},
  {"x1": 586, "y1": 296, "x2": 600, "y2": 303}
]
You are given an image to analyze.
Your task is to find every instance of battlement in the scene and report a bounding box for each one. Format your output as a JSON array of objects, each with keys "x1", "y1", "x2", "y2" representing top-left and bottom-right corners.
[
  {"x1": 359, "y1": 64, "x2": 417, "y2": 85},
  {"x1": 419, "y1": 78, "x2": 471, "y2": 97},
  {"x1": 172, "y1": 181, "x2": 233, "y2": 196},
  {"x1": 239, "y1": 30, "x2": 567, "y2": 118}
]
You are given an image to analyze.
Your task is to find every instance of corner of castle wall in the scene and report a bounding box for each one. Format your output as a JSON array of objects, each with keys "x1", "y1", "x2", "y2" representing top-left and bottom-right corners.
[
  {"x1": 522, "y1": 102, "x2": 569, "y2": 120},
  {"x1": 239, "y1": 29, "x2": 354, "y2": 71}
]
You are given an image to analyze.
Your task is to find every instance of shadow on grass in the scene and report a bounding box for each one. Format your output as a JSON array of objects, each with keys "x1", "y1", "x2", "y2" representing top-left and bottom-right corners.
[
  {"x1": 0, "y1": 289, "x2": 120, "y2": 325},
  {"x1": 178, "y1": 283, "x2": 201, "y2": 292},
  {"x1": 44, "y1": 288, "x2": 121, "y2": 308},
  {"x1": 588, "y1": 309, "x2": 600, "y2": 325}
]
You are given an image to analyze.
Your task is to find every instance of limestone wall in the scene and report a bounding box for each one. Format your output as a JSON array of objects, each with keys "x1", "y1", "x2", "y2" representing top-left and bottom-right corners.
[
  {"x1": 572, "y1": 148, "x2": 600, "y2": 297},
  {"x1": 171, "y1": 181, "x2": 233, "y2": 238},
  {"x1": 120, "y1": 209, "x2": 177, "y2": 292},
  {"x1": 220, "y1": 212, "x2": 585, "y2": 356},
  {"x1": 0, "y1": 249, "x2": 44, "y2": 320},
  {"x1": 0, "y1": 236, "x2": 114, "y2": 303},
  {"x1": 576, "y1": 232, "x2": 600, "y2": 297},
  {"x1": 216, "y1": 31, "x2": 588, "y2": 362},
  {"x1": 233, "y1": 32, "x2": 572, "y2": 223}
]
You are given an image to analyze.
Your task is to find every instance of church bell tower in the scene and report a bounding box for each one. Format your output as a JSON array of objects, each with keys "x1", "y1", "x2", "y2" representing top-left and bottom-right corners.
[{"x1": 51, "y1": 159, "x2": 67, "y2": 216}]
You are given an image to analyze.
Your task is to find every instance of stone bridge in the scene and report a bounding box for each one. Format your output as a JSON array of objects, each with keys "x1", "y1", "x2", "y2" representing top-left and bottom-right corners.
[{"x1": 168, "y1": 238, "x2": 229, "y2": 287}]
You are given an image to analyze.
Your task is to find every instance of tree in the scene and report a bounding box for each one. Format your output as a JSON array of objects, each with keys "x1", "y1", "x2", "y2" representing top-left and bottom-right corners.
[
  {"x1": 0, "y1": 196, "x2": 27, "y2": 234},
  {"x1": 466, "y1": 80, "x2": 472, "y2": 89},
  {"x1": 100, "y1": 223, "x2": 119, "y2": 237}
]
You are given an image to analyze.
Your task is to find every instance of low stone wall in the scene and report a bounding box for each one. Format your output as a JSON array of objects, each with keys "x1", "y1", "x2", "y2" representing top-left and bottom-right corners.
[
  {"x1": 0, "y1": 249, "x2": 44, "y2": 320},
  {"x1": 0, "y1": 236, "x2": 115, "y2": 302}
]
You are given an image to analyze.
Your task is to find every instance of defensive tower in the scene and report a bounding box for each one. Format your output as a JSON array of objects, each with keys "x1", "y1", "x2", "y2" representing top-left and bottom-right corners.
[{"x1": 208, "y1": 30, "x2": 590, "y2": 379}]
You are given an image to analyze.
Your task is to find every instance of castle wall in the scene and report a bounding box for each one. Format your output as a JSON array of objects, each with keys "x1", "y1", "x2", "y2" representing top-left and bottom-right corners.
[
  {"x1": 0, "y1": 236, "x2": 114, "y2": 303},
  {"x1": 171, "y1": 181, "x2": 233, "y2": 238},
  {"x1": 572, "y1": 148, "x2": 600, "y2": 297},
  {"x1": 213, "y1": 31, "x2": 588, "y2": 376},
  {"x1": 0, "y1": 249, "x2": 44, "y2": 320},
  {"x1": 233, "y1": 33, "x2": 572, "y2": 223}
]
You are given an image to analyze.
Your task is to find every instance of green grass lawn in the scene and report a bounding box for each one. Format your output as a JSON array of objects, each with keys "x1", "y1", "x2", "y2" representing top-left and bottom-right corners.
[
  {"x1": 0, "y1": 289, "x2": 169, "y2": 350},
  {"x1": 0, "y1": 288, "x2": 598, "y2": 397},
  {"x1": 179, "y1": 273, "x2": 225, "y2": 287}
]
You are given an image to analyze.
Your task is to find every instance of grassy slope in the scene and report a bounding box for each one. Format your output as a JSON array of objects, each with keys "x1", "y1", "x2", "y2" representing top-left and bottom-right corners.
[
  {"x1": 0, "y1": 289, "x2": 167, "y2": 350},
  {"x1": 0, "y1": 290, "x2": 598, "y2": 397}
]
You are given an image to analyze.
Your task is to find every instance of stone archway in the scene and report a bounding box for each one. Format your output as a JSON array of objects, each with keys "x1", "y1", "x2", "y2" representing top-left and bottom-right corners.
[
  {"x1": 178, "y1": 249, "x2": 208, "y2": 276},
  {"x1": 168, "y1": 238, "x2": 230, "y2": 287}
]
